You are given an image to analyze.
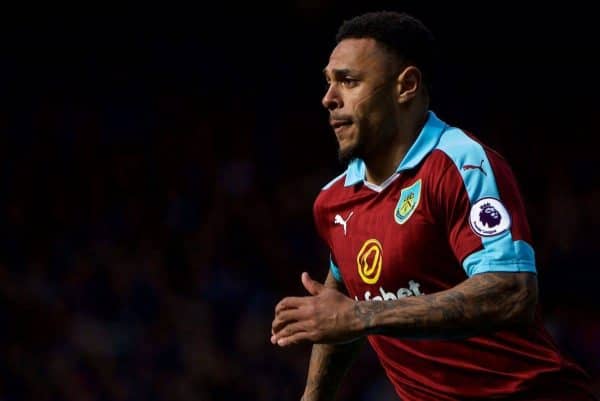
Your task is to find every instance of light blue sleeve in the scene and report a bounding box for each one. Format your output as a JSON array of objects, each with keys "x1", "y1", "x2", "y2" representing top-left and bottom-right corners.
[{"x1": 436, "y1": 127, "x2": 537, "y2": 276}]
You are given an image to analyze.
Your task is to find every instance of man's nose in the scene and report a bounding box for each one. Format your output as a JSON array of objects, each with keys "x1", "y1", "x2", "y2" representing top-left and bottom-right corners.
[{"x1": 322, "y1": 85, "x2": 342, "y2": 110}]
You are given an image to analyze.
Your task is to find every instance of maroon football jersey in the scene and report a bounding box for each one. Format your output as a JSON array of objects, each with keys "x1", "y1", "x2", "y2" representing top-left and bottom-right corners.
[{"x1": 313, "y1": 112, "x2": 595, "y2": 400}]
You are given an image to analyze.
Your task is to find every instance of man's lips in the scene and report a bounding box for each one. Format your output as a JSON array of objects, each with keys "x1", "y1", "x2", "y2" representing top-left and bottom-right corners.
[{"x1": 330, "y1": 119, "x2": 353, "y2": 129}]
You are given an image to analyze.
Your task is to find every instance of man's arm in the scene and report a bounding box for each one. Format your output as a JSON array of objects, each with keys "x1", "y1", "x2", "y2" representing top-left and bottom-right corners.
[
  {"x1": 356, "y1": 271, "x2": 538, "y2": 338},
  {"x1": 272, "y1": 271, "x2": 537, "y2": 345},
  {"x1": 273, "y1": 271, "x2": 364, "y2": 401}
]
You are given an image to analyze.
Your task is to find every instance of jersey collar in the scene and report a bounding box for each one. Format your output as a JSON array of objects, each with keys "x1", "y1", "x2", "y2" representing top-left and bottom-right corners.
[{"x1": 344, "y1": 110, "x2": 447, "y2": 186}]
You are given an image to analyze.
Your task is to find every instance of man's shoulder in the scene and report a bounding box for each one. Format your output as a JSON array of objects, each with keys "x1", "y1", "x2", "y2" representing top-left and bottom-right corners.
[
  {"x1": 435, "y1": 126, "x2": 484, "y2": 156},
  {"x1": 433, "y1": 125, "x2": 509, "y2": 169},
  {"x1": 312, "y1": 171, "x2": 350, "y2": 234},
  {"x1": 314, "y1": 171, "x2": 348, "y2": 207},
  {"x1": 321, "y1": 171, "x2": 347, "y2": 191}
]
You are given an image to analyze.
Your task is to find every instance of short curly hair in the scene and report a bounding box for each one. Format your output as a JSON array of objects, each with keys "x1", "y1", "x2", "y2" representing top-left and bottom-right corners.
[{"x1": 336, "y1": 11, "x2": 436, "y2": 93}]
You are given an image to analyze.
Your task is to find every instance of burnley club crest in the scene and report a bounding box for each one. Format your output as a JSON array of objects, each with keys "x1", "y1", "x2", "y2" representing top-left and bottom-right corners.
[{"x1": 394, "y1": 179, "x2": 422, "y2": 224}]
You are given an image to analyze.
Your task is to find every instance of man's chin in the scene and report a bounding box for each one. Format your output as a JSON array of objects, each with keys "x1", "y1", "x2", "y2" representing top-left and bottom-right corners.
[{"x1": 337, "y1": 144, "x2": 359, "y2": 165}]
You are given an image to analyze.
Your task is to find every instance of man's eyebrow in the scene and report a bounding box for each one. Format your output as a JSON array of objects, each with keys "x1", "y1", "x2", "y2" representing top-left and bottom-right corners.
[{"x1": 322, "y1": 68, "x2": 353, "y2": 78}]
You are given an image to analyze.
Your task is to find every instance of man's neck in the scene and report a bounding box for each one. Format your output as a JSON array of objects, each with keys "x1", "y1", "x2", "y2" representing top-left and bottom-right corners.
[{"x1": 364, "y1": 110, "x2": 428, "y2": 186}]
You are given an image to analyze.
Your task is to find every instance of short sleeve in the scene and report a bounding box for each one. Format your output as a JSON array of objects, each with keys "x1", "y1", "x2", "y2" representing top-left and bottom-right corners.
[{"x1": 434, "y1": 128, "x2": 537, "y2": 277}]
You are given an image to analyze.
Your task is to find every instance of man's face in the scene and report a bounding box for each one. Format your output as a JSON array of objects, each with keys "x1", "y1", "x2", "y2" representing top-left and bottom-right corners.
[{"x1": 322, "y1": 38, "x2": 399, "y2": 163}]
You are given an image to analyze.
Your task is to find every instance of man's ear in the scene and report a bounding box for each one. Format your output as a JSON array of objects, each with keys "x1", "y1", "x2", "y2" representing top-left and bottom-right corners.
[{"x1": 395, "y1": 66, "x2": 422, "y2": 103}]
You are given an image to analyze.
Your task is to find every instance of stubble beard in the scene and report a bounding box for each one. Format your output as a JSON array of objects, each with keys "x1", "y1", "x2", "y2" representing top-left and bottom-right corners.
[
  {"x1": 337, "y1": 134, "x2": 365, "y2": 165},
  {"x1": 337, "y1": 123, "x2": 394, "y2": 167}
]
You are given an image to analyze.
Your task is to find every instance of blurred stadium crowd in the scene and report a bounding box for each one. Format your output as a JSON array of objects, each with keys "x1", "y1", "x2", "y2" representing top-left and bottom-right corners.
[{"x1": 0, "y1": 4, "x2": 598, "y2": 400}]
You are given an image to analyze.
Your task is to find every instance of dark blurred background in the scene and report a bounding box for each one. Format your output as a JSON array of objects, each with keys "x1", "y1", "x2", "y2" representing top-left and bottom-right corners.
[{"x1": 0, "y1": 2, "x2": 598, "y2": 400}]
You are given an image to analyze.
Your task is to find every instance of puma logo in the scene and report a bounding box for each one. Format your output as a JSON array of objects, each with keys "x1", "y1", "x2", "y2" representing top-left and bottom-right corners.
[
  {"x1": 462, "y1": 160, "x2": 487, "y2": 176},
  {"x1": 334, "y1": 211, "x2": 354, "y2": 236}
]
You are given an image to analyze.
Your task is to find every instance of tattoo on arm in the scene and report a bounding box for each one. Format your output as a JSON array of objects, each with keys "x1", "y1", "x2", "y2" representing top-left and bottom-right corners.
[{"x1": 354, "y1": 272, "x2": 538, "y2": 339}]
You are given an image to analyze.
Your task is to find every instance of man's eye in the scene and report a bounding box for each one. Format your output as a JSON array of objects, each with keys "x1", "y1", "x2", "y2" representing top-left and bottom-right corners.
[{"x1": 341, "y1": 78, "x2": 358, "y2": 88}]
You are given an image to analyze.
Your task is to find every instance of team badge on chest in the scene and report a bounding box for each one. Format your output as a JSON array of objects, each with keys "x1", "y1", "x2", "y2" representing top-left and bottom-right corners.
[{"x1": 394, "y1": 179, "x2": 422, "y2": 224}]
